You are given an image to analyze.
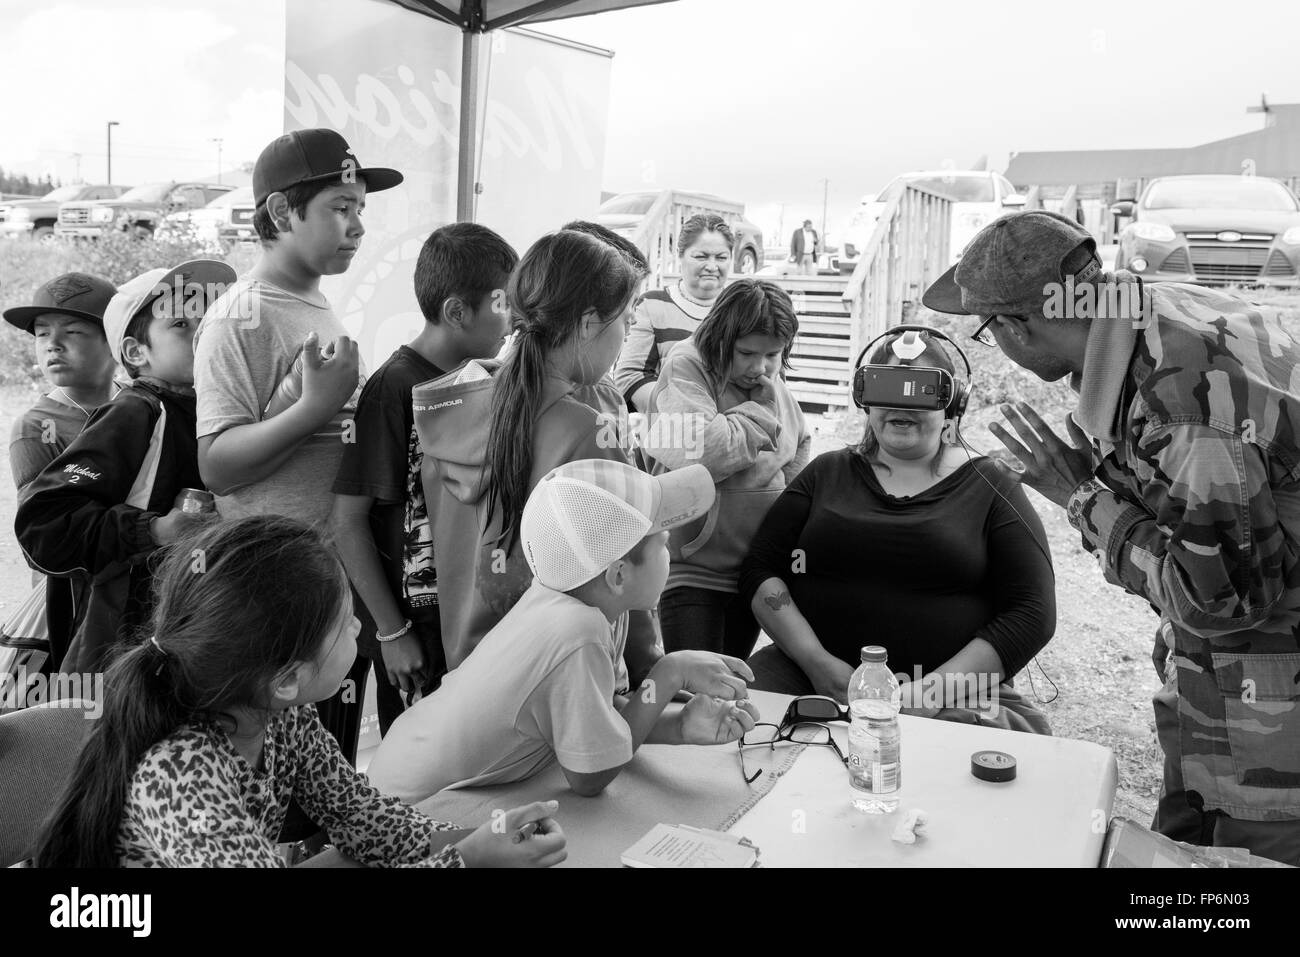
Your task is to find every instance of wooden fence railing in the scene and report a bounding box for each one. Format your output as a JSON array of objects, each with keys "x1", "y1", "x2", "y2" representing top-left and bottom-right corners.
[{"x1": 842, "y1": 184, "x2": 954, "y2": 374}]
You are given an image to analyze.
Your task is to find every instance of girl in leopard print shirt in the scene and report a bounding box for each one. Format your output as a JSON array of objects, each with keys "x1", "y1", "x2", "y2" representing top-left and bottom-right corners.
[{"x1": 35, "y1": 516, "x2": 567, "y2": 868}]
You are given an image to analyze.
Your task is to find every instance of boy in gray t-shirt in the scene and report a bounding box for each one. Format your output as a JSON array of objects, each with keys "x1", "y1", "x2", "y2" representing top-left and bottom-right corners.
[
  {"x1": 193, "y1": 128, "x2": 404, "y2": 778},
  {"x1": 194, "y1": 128, "x2": 404, "y2": 529}
]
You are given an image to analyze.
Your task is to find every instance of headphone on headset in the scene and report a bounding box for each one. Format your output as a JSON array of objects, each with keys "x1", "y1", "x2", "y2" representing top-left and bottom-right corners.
[{"x1": 851, "y1": 324, "x2": 973, "y2": 419}]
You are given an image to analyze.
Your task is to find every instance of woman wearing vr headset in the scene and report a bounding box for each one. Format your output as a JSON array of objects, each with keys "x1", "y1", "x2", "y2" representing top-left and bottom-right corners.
[
  {"x1": 737, "y1": 328, "x2": 1056, "y2": 732},
  {"x1": 641, "y1": 278, "x2": 811, "y2": 659}
]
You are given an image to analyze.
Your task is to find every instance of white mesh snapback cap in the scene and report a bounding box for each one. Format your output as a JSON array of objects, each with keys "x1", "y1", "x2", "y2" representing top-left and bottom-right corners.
[
  {"x1": 521, "y1": 459, "x2": 716, "y2": 591},
  {"x1": 102, "y1": 259, "x2": 236, "y2": 366}
]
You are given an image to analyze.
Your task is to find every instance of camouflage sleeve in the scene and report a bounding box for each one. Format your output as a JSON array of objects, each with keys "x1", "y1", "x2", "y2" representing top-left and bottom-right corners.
[{"x1": 1073, "y1": 421, "x2": 1295, "y2": 640}]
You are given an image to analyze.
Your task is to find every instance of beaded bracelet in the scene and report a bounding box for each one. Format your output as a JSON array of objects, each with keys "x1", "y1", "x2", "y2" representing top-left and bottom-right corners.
[{"x1": 376, "y1": 619, "x2": 414, "y2": 643}]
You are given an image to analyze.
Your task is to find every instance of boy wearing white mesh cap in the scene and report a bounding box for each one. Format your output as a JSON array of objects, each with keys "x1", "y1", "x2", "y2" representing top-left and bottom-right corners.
[{"x1": 367, "y1": 459, "x2": 760, "y2": 802}]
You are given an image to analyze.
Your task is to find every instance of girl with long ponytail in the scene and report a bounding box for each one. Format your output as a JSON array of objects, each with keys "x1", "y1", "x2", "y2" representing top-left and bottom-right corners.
[
  {"x1": 35, "y1": 516, "x2": 565, "y2": 868},
  {"x1": 413, "y1": 223, "x2": 661, "y2": 682}
]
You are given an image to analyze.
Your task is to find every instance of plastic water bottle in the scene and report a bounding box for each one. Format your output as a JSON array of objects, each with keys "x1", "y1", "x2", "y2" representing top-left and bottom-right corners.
[{"x1": 847, "y1": 645, "x2": 901, "y2": 813}]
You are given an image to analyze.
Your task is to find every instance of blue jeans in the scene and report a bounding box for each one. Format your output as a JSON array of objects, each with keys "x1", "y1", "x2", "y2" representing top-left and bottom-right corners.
[{"x1": 658, "y1": 586, "x2": 761, "y2": 660}]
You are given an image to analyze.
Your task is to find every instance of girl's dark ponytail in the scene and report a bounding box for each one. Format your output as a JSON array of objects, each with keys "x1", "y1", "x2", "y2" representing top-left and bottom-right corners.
[
  {"x1": 484, "y1": 227, "x2": 645, "y2": 551},
  {"x1": 35, "y1": 643, "x2": 187, "y2": 868}
]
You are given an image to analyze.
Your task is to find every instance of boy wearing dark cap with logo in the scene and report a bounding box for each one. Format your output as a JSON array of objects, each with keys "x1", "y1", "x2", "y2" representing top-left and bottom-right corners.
[
  {"x1": 192, "y1": 129, "x2": 403, "y2": 777},
  {"x1": 5, "y1": 273, "x2": 119, "y2": 492},
  {"x1": 193, "y1": 127, "x2": 402, "y2": 527},
  {"x1": 16, "y1": 261, "x2": 230, "y2": 673}
]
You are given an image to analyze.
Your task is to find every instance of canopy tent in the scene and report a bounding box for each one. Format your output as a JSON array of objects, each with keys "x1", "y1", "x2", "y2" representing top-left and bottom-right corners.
[{"x1": 388, "y1": 0, "x2": 677, "y2": 219}]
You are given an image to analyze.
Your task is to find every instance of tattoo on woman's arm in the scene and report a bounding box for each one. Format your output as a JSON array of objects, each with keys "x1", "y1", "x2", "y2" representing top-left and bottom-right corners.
[{"x1": 764, "y1": 590, "x2": 792, "y2": 612}]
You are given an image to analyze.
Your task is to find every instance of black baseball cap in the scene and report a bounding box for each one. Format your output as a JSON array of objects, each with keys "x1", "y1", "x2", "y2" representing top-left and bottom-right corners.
[
  {"x1": 253, "y1": 128, "x2": 403, "y2": 207},
  {"x1": 4, "y1": 272, "x2": 117, "y2": 334},
  {"x1": 922, "y1": 211, "x2": 1100, "y2": 316}
]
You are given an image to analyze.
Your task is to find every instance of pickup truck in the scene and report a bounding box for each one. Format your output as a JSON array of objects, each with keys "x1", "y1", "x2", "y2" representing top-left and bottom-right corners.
[
  {"x1": 157, "y1": 185, "x2": 255, "y2": 252},
  {"x1": 0, "y1": 184, "x2": 128, "y2": 241},
  {"x1": 55, "y1": 181, "x2": 234, "y2": 239}
]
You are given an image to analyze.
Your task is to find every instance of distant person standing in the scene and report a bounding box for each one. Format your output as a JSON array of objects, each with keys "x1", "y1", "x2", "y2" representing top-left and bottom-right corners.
[{"x1": 789, "y1": 219, "x2": 820, "y2": 275}]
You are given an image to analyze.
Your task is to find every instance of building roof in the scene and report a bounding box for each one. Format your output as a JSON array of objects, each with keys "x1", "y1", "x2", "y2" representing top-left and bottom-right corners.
[{"x1": 1006, "y1": 105, "x2": 1300, "y2": 186}]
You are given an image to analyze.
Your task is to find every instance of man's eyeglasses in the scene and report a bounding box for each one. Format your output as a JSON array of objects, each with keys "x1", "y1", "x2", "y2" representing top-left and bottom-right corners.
[
  {"x1": 970, "y1": 314, "x2": 1028, "y2": 347},
  {"x1": 738, "y1": 721, "x2": 847, "y2": 785}
]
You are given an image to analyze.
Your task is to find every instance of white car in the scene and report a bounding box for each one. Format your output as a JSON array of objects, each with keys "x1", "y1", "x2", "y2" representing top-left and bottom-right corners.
[
  {"x1": 836, "y1": 170, "x2": 1025, "y2": 273},
  {"x1": 156, "y1": 186, "x2": 254, "y2": 252}
]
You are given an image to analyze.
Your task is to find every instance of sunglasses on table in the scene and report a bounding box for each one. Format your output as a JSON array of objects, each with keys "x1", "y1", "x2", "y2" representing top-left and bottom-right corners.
[
  {"x1": 738, "y1": 718, "x2": 848, "y2": 785},
  {"x1": 781, "y1": 694, "x2": 849, "y2": 725}
]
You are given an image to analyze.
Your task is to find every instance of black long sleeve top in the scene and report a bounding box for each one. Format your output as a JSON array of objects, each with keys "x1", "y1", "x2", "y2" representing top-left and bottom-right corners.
[{"x1": 737, "y1": 448, "x2": 1056, "y2": 678}]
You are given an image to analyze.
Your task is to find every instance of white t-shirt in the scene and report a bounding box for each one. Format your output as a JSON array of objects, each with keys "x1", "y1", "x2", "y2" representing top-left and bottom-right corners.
[
  {"x1": 193, "y1": 278, "x2": 362, "y2": 526},
  {"x1": 802, "y1": 228, "x2": 816, "y2": 255},
  {"x1": 366, "y1": 581, "x2": 634, "y2": 804}
]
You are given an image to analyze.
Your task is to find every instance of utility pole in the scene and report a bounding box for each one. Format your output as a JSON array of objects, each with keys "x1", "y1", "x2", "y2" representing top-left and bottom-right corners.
[
  {"x1": 106, "y1": 121, "x2": 119, "y2": 184},
  {"x1": 72, "y1": 153, "x2": 82, "y2": 182},
  {"x1": 210, "y1": 138, "x2": 224, "y2": 183},
  {"x1": 821, "y1": 178, "x2": 829, "y2": 239}
]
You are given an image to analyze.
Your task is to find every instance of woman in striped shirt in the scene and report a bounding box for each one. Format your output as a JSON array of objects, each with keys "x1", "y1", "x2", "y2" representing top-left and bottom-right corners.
[{"x1": 614, "y1": 213, "x2": 734, "y2": 412}]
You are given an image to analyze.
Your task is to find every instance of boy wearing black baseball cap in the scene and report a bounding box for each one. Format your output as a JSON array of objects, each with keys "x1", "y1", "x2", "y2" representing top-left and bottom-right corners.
[
  {"x1": 5, "y1": 273, "x2": 119, "y2": 492},
  {"x1": 194, "y1": 127, "x2": 402, "y2": 524},
  {"x1": 192, "y1": 128, "x2": 403, "y2": 777}
]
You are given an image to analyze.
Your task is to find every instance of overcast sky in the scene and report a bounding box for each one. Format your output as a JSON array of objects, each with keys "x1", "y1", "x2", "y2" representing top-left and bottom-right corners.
[{"x1": 3, "y1": 0, "x2": 1298, "y2": 239}]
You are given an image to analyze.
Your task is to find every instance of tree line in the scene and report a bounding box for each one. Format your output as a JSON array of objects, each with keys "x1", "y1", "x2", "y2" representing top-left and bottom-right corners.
[{"x1": 0, "y1": 168, "x2": 61, "y2": 197}]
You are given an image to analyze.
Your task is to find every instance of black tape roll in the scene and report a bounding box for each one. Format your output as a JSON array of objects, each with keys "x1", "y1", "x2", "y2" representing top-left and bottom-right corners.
[{"x1": 971, "y1": 750, "x2": 1017, "y2": 782}]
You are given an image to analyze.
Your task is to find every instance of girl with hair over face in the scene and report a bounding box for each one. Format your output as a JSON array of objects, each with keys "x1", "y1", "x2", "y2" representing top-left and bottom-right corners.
[
  {"x1": 614, "y1": 213, "x2": 735, "y2": 412},
  {"x1": 738, "y1": 331, "x2": 1056, "y2": 732},
  {"x1": 414, "y1": 222, "x2": 662, "y2": 685},
  {"x1": 34, "y1": 516, "x2": 566, "y2": 867},
  {"x1": 642, "y1": 278, "x2": 810, "y2": 658}
]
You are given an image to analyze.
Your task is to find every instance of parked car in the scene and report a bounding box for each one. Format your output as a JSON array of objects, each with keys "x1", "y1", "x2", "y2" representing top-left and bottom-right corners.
[
  {"x1": 157, "y1": 186, "x2": 255, "y2": 251},
  {"x1": 836, "y1": 170, "x2": 1025, "y2": 273},
  {"x1": 596, "y1": 190, "x2": 765, "y2": 274},
  {"x1": 1112, "y1": 174, "x2": 1300, "y2": 287},
  {"x1": 0, "y1": 184, "x2": 129, "y2": 242},
  {"x1": 216, "y1": 188, "x2": 257, "y2": 249},
  {"x1": 55, "y1": 181, "x2": 234, "y2": 239}
]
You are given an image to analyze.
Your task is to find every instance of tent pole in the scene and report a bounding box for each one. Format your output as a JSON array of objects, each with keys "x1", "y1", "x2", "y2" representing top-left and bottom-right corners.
[{"x1": 457, "y1": 30, "x2": 482, "y2": 222}]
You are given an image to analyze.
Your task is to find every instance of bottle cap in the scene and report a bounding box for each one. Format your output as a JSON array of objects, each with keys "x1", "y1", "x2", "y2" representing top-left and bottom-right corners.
[
  {"x1": 971, "y1": 750, "x2": 1017, "y2": 782},
  {"x1": 860, "y1": 645, "x2": 887, "y2": 663}
]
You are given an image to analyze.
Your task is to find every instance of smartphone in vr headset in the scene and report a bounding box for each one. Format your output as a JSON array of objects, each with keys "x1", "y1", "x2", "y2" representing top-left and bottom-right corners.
[{"x1": 852, "y1": 364, "x2": 954, "y2": 412}]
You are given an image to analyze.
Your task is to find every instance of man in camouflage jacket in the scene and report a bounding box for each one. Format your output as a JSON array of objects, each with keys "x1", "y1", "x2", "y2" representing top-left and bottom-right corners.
[{"x1": 924, "y1": 210, "x2": 1300, "y2": 866}]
